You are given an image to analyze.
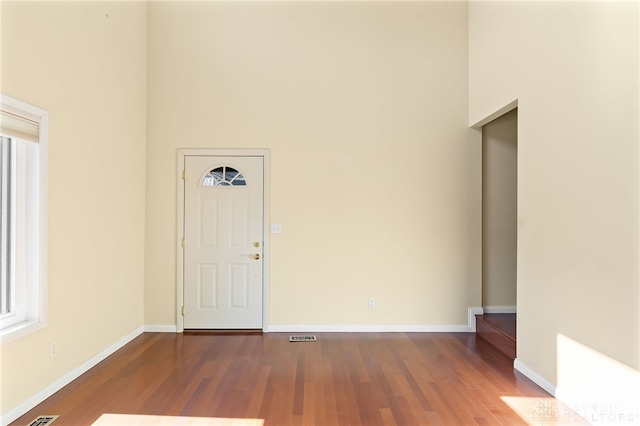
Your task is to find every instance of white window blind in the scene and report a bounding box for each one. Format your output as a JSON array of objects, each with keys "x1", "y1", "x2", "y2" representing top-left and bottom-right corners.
[{"x1": 0, "y1": 109, "x2": 39, "y2": 143}]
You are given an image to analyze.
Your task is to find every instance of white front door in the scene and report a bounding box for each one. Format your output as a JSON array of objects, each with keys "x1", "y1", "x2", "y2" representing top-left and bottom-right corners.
[{"x1": 183, "y1": 156, "x2": 264, "y2": 329}]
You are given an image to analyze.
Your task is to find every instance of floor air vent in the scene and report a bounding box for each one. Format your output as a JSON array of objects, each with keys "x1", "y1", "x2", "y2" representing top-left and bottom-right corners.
[
  {"x1": 28, "y1": 416, "x2": 59, "y2": 426},
  {"x1": 289, "y1": 335, "x2": 317, "y2": 342}
]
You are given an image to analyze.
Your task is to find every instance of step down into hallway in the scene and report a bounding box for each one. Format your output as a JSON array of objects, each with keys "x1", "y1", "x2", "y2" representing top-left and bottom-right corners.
[{"x1": 475, "y1": 313, "x2": 516, "y2": 359}]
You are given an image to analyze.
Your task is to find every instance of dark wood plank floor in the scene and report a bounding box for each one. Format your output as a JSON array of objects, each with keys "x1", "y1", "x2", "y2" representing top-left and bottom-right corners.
[
  {"x1": 11, "y1": 332, "x2": 557, "y2": 426},
  {"x1": 479, "y1": 314, "x2": 516, "y2": 340},
  {"x1": 475, "y1": 314, "x2": 517, "y2": 360}
]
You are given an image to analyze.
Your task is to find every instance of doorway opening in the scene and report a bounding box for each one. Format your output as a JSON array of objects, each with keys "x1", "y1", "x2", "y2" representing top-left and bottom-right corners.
[{"x1": 478, "y1": 107, "x2": 518, "y2": 358}]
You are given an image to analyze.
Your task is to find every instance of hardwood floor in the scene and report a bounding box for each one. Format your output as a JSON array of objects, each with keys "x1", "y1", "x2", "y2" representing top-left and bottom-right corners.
[
  {"x1": 11, "y1": 332, "x2": 573, "y2": 426},
  {"x1": 475, "y1": 315, "x2": 517, "y2": 360},
  {"x1": 477, "y1": 314, "x2": 516, "y2": 340}
]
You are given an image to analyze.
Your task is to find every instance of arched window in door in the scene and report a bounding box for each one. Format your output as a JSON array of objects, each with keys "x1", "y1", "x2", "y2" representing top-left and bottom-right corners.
[{"x1": 202, "y1": 166, "x2": 246, "y2": 187}]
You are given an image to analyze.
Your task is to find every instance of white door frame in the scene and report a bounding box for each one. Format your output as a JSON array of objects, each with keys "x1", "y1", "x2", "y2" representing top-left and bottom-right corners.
[{"x1": 176, "y1": 148, "x2": 270, "y2": 332}]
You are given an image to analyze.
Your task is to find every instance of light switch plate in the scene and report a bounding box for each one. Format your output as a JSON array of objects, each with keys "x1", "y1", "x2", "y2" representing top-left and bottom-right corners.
[{"x1": 271, "y1": 224, "x2": 282, "y2": 234}]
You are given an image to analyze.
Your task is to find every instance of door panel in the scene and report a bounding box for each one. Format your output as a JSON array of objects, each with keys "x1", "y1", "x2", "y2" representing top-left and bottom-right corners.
[
  {"x1": 229, "y1": 263, "x2": 249, "y2": 309},
  {"x1": 184, "y1": 156, "x2": 263, "y2": 329},
  {"x1": 198, "y1": 263, "x2": 217, "y2": 309},
  {"x1": 200, "y1": 196, "x2": 219, "y2": 247},
  {"x1": 231, "y1": 196, "x2": 249, "y2": 246}
]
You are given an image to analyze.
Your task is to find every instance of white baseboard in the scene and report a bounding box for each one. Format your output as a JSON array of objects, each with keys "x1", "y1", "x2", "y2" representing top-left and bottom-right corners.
[
  {"x1": 268, "y1": 307, "x2": 484, "y2": 334},
  {"x1": 468, "y1": 306, "x2": 484, "y2": 332},
  {"x1": 267, "y1": 324, "x2": 471, "y2": 333},
  {"x1": 144, "y1": 324, "x2": 177, "y2": 333},
  {"x1": 483, "y1": 305, "x2": 516, "y2": 314},
  {"x1": 514, "y1": 358, "x2": 558, "y2": 396},
  {"x1": 1, "y1": 326, "x2": 144, "y2": 426}
]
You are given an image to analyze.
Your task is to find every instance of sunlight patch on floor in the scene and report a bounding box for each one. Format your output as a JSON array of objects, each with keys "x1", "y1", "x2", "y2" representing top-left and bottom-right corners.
[
  {"x1": 501, "y1": 396, "x2": 590, "y2": 425},
  {"x1": 92, "y1": 414, "x2": 264, "y2": 426}
]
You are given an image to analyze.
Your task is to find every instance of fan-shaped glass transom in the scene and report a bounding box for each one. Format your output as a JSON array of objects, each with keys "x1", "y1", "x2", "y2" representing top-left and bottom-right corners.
[{"x1": 202, "y1": 166, "x2": 246, "y2": 187}]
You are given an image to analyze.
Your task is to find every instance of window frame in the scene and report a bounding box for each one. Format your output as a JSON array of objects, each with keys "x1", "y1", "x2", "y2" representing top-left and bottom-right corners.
[
  {"x1": 0, "y1": 137, "x2": 14, "y2": 317},
  {"x1": 0, "y1": 95, "x2": 48, "y2": 344}
]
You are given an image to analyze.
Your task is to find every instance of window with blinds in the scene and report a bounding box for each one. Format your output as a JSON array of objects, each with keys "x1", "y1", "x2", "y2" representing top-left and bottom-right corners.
[{"x1": 0, "y1": 94, "x2": 48, "y2": 343}]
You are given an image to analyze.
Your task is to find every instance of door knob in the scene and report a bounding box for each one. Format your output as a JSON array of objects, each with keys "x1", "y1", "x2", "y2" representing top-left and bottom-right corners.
[{"x1": 250, "y1": 253, "x2": 260, "y2": 260}]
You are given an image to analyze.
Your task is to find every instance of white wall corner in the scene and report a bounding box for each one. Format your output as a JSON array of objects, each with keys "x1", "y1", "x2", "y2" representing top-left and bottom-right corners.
[{"x1": 1, "y1": 326, "x2": 144, "y2": 426}]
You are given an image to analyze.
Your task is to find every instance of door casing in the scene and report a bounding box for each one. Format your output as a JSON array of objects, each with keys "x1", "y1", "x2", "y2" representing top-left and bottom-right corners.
[{"x1": 176, "y1": 148, "x2": 270, "y2": 333}]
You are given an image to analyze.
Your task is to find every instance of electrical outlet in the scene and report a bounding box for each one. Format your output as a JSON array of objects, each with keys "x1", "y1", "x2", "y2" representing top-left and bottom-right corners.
[
  {"x1": 49, "y1": 340, "x2": 58, "y2": 358},
  {"x1": 368, "y1": 298, "x2": 375, "y2": 309}
]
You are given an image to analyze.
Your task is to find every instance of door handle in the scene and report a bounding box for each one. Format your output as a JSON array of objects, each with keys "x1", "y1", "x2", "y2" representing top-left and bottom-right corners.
[{"x1": 250, "y1": 253, "x2": 260, "y2": 260}]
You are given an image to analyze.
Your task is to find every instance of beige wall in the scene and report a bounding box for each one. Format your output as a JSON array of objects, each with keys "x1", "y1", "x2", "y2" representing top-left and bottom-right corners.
[
  {"x1": 470, "y1": 0, "x2": 639, "y2": 398},
  {"x1": 1, "y1": 1, "x2": 147, "y2": 415},
  {"x1": 145, "y1": 1, "x2": 481, "y2": 327},
  {"x1": 482, "y1": 108, "x2": 517, "y2": 308},
  {"x1": 3, "y1": 0, "x2": 637, "y2": 420},
  {"x1": 3, "y1": 0, "x2": 636, "y2": 420}
]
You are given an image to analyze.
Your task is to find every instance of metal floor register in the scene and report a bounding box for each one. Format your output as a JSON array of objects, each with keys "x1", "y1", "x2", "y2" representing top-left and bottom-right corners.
[{"x1": 289, "y1": 335, "x2": 317, "y2": 342}]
